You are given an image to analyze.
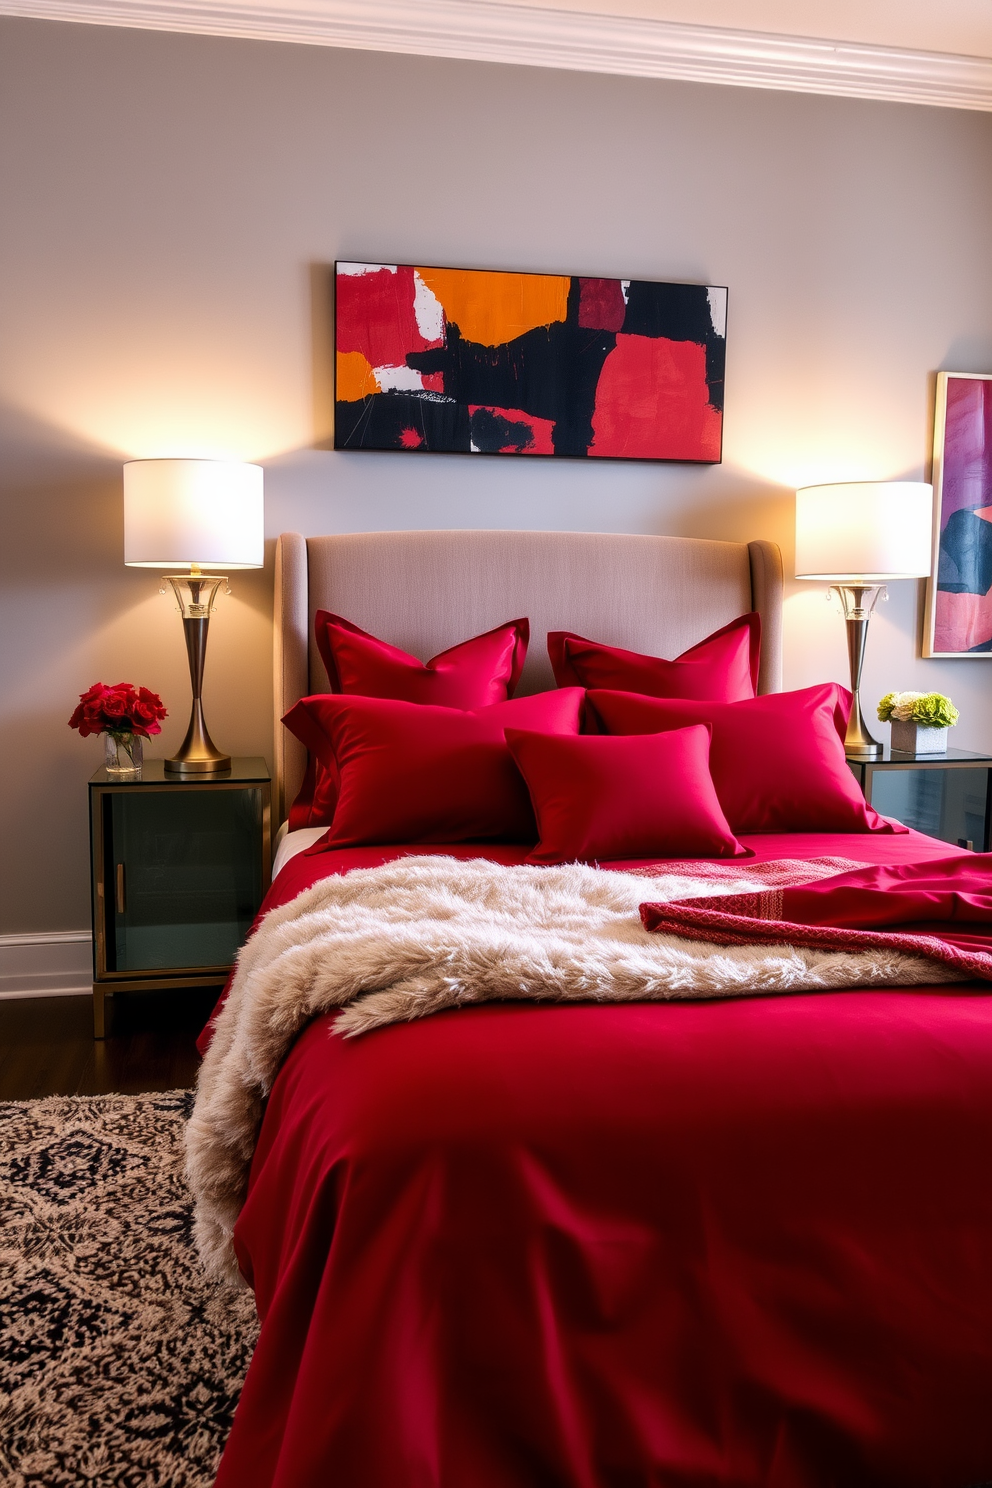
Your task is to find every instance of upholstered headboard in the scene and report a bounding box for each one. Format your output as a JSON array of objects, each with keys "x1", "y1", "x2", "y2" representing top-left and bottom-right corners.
[{"x1": 273, "y1": 530, "x2": 784, "y2": 823}]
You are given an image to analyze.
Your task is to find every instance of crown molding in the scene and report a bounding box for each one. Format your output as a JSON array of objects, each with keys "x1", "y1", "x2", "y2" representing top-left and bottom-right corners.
[{"x1": 5, "y1": 0, "x2": 992, "y2": 110}]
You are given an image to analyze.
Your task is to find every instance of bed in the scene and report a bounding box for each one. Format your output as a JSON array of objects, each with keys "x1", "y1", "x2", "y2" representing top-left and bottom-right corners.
[{"x1": 195, "y1": 530, "x2": 992, "y2": 1488}]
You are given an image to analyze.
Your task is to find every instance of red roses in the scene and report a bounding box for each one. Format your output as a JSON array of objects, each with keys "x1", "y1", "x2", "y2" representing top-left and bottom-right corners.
[{"x1": 69, "y1": 682, "x2": 168, "y2": 739}]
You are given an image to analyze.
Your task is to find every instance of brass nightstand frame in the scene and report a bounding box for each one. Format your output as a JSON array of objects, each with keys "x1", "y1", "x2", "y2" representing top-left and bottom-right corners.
[{"x1": 89, "y1": 760, "x2": 271, "y2": 1038}]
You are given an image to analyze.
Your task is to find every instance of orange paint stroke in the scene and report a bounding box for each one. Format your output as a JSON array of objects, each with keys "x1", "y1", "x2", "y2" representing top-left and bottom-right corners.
[
  {"x1": 337, "y1": 351, "x2": 380, "y2": 402},
  {"x1": 417, "y1": 268, "x2": 569, "y2": 347}
]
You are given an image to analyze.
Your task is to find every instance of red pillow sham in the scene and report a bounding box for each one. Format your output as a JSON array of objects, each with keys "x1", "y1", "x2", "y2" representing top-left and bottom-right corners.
[
  {"x1": 289, "y1": 615, "x2": 531, "y2": 829},
  {"x1": 283, "y1": 689, "x2": 584, "y2": 848},
  {"x1": 586, "y1": 684, "x2": 903, "y2": 835},
  {"x1": 505, "y1": 725, "x2": 749, "y2": 864},
  {"x1": 548, "y1": 613, "x2": 760, "y2": 702},
  {"x1": 315, "y1": 612, "x2": 529, "y2": 704}
]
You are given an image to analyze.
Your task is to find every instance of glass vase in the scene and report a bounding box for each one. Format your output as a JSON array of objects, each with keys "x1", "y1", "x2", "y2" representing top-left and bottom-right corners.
[{"x1": 105, "y1": 731, "x2": 143, "y2": 777}]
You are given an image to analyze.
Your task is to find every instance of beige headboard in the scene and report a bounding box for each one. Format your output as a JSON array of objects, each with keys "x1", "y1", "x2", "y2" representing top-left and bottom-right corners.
[{"x1": 273, "y1": 529, "x2": 784, "y2": 824}]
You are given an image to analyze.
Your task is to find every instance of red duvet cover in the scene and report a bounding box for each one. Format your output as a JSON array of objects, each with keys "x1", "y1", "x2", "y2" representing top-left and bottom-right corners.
[{"x1": 212, "y1": 830, "x2": 992, "y2": 1488}]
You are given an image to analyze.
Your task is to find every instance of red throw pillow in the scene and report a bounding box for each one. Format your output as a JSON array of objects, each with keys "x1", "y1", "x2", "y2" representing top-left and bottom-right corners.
[
  {"x1": 316, "y1": 612, "x2": 529, "y2": 703},
  {"x1": 548, "y1": 614, "x2": 759, "y2": 702},
  {"x1": 289, "y1": 615, "x2": 531, "y2": 828},
  {"x1": 586, "y1": 684, "x2": 903, "y2": 835},
  {"x1": 505, "y1": 725, "x2": 749, "y2": 864},
  {"x1": 283, "y1": 689, "x2": 584, "y2": 847}
]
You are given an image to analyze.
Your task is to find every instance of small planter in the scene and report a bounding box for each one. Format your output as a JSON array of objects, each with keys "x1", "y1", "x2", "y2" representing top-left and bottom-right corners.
[
  {"x1": 105, "y1": 732, "x2": 143, "y2": 776},
  {"x1": 890, "y1": 720, "x2": 949, "y2": 755}
]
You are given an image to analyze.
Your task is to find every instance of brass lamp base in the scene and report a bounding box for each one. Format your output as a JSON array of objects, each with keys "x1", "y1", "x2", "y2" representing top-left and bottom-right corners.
[
  {"x1": 165, "y1": 698, "x2": 231, "y2": 774},
  {"x1": 833, "y1": 584, "x2": 885, "y2": 759},
  {"x1": 166, "y1": 759, "x2": 231, "y2": 774},
  {"x1": 164, "y1": 573, "x2": 231, "y2": 775},
  {"x1": 166, "y1": 758, "x2": 231, "y2": 774},
  {"x1": 844, "y1": 718, "x2": 884, "y2": 759}
]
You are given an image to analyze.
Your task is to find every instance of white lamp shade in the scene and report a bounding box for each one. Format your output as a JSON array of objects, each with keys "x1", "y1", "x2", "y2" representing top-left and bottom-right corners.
[
  {"x1": 794, "y1": 481, "x2": 933, "y2": 581},
  {"x1": 124, "y1": 459, "x2": 264, "y2": 569}
]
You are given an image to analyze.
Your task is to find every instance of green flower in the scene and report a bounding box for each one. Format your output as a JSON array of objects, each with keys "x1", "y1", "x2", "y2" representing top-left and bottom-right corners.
[
  {"x1": 912, "y1": 692, "x2": 960, "y2": 728},
  {"x1": 877, "y1": 690, "x2": 958, "y2": 727}
]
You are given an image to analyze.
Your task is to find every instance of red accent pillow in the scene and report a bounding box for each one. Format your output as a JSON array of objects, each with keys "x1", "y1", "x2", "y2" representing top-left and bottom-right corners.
[
  {"x1": 316, "y1": 612, "x2": 529, "y2": 703},
  {"x1": 283, "y1": 689, "x2": 584, "y2": 848},
  {"x1": 548, "y1": 614, "x2": 759, "y2": 702},
  {"x1": 586, "y1": 684, "x2": 904, "y2": 835},
  {"x1": 505, "y1": 725, "x2": 749, "y2": 864},
  {"x1": 289, "y1": 615, "x2": 530, "y2": 828}
]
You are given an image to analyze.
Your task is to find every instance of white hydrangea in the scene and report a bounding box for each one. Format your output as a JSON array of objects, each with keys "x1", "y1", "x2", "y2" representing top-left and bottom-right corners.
[{"x1": 888, "y1": 690, "x2": 927, "y2": 722}]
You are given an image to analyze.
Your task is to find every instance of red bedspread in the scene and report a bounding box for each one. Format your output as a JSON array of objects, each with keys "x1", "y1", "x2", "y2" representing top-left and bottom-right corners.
[{"x1": 213, "y1": 831, "x2": 992, "y2": 1488}]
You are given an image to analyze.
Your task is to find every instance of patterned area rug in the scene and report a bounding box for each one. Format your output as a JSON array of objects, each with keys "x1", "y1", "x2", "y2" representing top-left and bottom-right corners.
[{"x1": 0, "y1": 1090, "x2": 258, "y2": 1487}]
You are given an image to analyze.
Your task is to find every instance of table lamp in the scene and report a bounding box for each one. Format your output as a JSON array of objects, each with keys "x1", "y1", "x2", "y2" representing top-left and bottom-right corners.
[
  {"x1": 124, "y1": 458, "x2": 264, "y2": 773},
  {"x1": 795, "y1": 481, "x2": 933, "y2": 758}
]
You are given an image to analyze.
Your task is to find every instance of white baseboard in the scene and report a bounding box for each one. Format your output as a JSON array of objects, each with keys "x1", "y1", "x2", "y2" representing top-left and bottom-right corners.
[{"x1": 0, "y1": 931, "x2": 92, "y2": 1000}]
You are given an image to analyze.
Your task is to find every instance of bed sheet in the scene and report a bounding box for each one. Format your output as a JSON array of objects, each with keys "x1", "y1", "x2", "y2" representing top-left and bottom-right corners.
[
  {"x1": 213, "y1": 831, "x2": 992, "y2": 1488},
  {"x1": 260, "y1": 822, "x2": 964, "y2": 913},
  {"x1": 271, "y1": 824, "x2": 326, "y2": 880}
]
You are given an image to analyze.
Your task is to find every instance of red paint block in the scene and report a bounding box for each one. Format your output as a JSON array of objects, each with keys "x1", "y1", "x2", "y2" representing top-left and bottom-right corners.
[
  {"x1": 468, "y1": 406, "x2": 555, "y2": 454},
  {"x1": 578, "y1": 277, "x2": 627, "y2": 332},
  {"x1": 336, "y1": 266, "x2": 437, "y2": 369},
  {"x1": 590, "y1": 334, "x2": 721, "y2": 461}
]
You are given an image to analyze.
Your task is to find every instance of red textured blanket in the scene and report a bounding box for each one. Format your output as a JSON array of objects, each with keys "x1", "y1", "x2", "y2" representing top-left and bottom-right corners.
[{"x1": 641, "y1": 853, "x2": 992, "y2": 980}]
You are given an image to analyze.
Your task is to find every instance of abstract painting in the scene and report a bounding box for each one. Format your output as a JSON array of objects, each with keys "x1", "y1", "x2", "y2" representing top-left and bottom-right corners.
[
  {"x1": 924, "y1": 371, "x2": 992, "y2": 656},
  {"x1": 334, "y1": 262, "x2": 726, "y2": 462}
]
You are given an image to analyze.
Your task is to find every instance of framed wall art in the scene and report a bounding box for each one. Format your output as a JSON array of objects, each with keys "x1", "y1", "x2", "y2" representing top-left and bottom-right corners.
[
  {"x1": 924, "y1": 371, "x2": 992, "y2": 657},
  {"x1": 334, "y1": 262, "x2": 727, "y2": 463}
]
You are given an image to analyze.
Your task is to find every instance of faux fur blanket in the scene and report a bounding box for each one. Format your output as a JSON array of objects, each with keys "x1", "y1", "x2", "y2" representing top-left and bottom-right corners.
[{"x1": 186, "y1": 854, "x2": 963, "y2": 1283}]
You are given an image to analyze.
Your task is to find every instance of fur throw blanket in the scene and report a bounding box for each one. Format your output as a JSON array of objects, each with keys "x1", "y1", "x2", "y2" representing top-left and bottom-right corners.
[{"x1": 187, "y1": 854, "x2": 962, "y2": 1283}]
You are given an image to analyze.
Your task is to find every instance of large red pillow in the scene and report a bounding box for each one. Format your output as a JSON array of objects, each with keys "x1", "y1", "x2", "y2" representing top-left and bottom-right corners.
[
  {"x1": 548, "y1": 614, "x2": 759, "y2": 702},
  {"x1": 283, "y1": 689, "x2": 584, "y2": 847},
  {"x1": 289, "y1": 615, "x2": 531, "y2": 828},
  {"x1": 586, "y1": 684, "x2": 903, "y2": 835},
  {"x1": 505, "y1": 725, "x2": 749, "y2": 864}
]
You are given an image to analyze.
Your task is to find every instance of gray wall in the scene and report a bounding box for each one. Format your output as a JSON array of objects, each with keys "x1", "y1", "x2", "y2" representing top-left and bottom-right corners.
[{"x1": 2, "y1": 16, "x2": 992, "y2": 933}]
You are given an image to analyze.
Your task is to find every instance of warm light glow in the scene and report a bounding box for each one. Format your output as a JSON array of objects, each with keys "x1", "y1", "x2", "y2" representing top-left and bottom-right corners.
[
  {"x1": 794, "y1": 481, "x2": 933, "y2": 581},
  {"x1": 725, "y1": 381, "x2": 912, "y2": 492},
  {"x1": 124, "y1": 459, "x2": 264, "y2": 569},
  {"x1": 9, "y1": 339, "x2": 310, "y2": 464},
  {"x1": 733, "y1": 447, "x2": 895, "y2": 493}
]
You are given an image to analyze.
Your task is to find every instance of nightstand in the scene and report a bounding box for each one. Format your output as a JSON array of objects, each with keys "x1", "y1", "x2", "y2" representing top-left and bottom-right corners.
[
  {"x1": 89, "y1": 758, "x2": 271, "y2": 1038},
  {"x1": 847, "y1": 746, "x2": 992, "y2": 854}
]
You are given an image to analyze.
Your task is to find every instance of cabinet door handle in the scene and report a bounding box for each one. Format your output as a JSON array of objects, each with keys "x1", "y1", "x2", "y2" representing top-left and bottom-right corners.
[{"x1": 116, "y1": 862, "x2": 126, "y2": 916}]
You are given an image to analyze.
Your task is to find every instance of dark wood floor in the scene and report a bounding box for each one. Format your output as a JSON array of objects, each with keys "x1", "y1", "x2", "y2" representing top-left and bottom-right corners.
[{"x1": 0, "y1": 988, "x2": 221, "y2": 1100}]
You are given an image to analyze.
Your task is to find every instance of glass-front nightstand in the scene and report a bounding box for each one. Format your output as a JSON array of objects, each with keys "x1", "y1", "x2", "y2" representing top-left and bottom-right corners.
[
  {"x1": 847, "y1": 746, "x2": 992, "y2": 854},
  {"x1": 89, "y1": 758, "x2": 271, "y2": 1038}
]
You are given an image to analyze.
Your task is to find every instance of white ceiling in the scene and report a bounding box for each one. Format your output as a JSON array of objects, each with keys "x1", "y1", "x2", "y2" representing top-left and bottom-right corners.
[{"x1": 3, "y1": 0, "x2": 992, "y2": 109}]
